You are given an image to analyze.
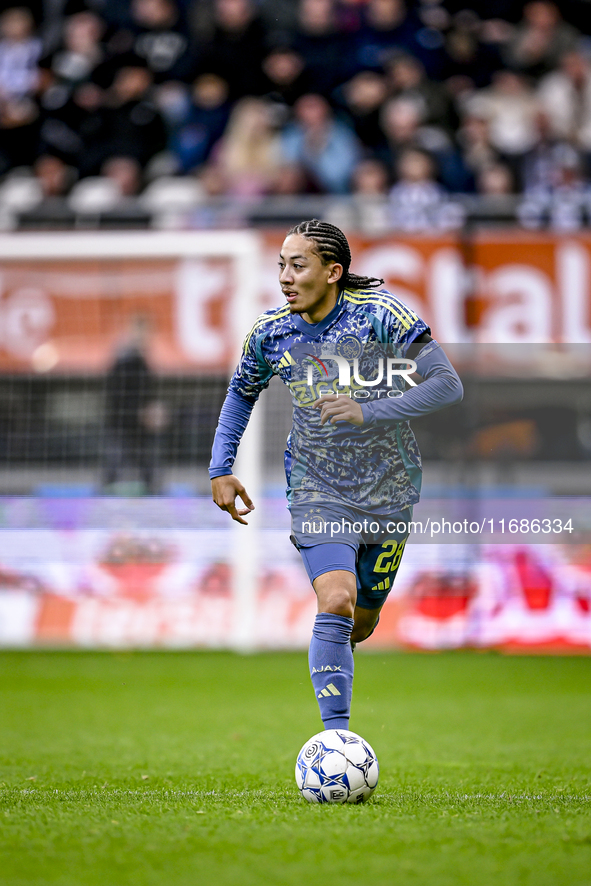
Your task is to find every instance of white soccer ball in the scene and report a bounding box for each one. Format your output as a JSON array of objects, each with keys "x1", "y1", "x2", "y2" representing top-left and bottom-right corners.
[{"x1": 295, "y1": 729, "x2": 379, "y2": 804}]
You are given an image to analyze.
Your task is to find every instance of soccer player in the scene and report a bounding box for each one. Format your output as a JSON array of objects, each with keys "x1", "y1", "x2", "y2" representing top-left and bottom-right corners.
[{"x1": 210, "y1": 219, "x2": 463, "y2": 731}]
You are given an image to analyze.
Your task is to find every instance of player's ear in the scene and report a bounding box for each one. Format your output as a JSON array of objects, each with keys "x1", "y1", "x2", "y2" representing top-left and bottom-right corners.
[{"x1": 327, "y1": 262, "x2": 343, "y2": 284}]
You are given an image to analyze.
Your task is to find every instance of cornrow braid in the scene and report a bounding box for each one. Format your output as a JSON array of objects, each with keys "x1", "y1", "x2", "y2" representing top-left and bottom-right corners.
[{"x1": 287, "y1": 219, "x2": 384, "y2": 290}]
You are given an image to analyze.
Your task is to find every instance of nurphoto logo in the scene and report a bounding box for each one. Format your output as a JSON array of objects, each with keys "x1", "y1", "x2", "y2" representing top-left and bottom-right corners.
[{"x1": 305, "y1": 354, "x2": 417, "y2": 388}]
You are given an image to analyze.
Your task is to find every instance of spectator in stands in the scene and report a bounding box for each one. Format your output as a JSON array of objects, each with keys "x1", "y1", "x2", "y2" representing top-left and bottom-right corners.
[
  {"x1": 518, "y1": 144, "x2": 591, "y2": 229},
  {"x1": 195, "y1": 0, "x2": 267, "y2": 99},
  {"x1": 37, "y1": 77, "x2": 105, "y2": 175},
  {"x1": 464, "y1": 70, "x2": 541, "y2": 181},
  {"x1": 42, "y1": 11, "x2": 105, "y2": 95},
  {"x1": 354, "y1": 0, "x2": 443, "y2": 78},
  {"x1": 520, "y1": 110, "x2": 583, "y2": 193},
  {"x1": 476, "y1": 162, "x2": 515, "y2": 195},
  {"x1": 281, "y1": 92, "x2": 362, "y2": 193},
  {"x1": 502, "y1": 1, "x2": 579, "y2": 80},
  {"x1": 0, "y1": 7, "x2": 41, "y2": 104},
  {"x1": 334, "y1": 142, "x2": 392, "y2": 236},
  {"x1": 124, "y1": 0, "x2": 193, "y2": 83},
  {"x1": 538, "y1": 50, "x2": 591, "y2": 154},
  {"x1": 388, "y1": 147, "x2": 464, "y2": 230},
  {"x1": 270, "y1": 162, "x2": 314, "y2": 195},
  {"x1": 440, "y1": 10, "x2": 502, "y2": 92},
  {"x1": 33, "y1": 153, "x2": 76, "y2": 197},
  {"x1": 457, "y1": 113, "x2": 501, "y2": 184},
  {"x1": 379, "y1": 95, "x2": 425, "y2": 163},
  {"x1": 152, "y1": 78, "x2": 189, "y2": 130},
  {"x1": 89, "y1": 59, "x2": 167, "y2": 172},
  {"x1": 101, "y1": 155, "x2": 143, "y2": 196},
  {"x1": 260, "y1": 45, "x2": 311, "y2": 109},
  {"x1": 337, "y1": 69, "x2": 389, "y2": 154},
  {"x1": 293, "y1": 0, "x2": 351, "y2": 97},
  {"x1": 194, "y1": 160, "x2": 227, "y2": 198},
  {"x1": 385, "y1": 51, "x2": 457, "y2": 134},
  {"x1": 212, "y1": 96, "x2": 282, "y2": 197},
  {"x1": 167, "y1": 73, "x2": 230, "y2": 172},
  {"x1": 379, "y1": 96, "x2": 470, "y2": 192},
  {"x1": 0, "y1": 93, "x2": 40, "y2": 175},
  {"x1": 351, "y1": 157, "x2": 390, "y2": 195},
  {"x1": 188, "y1": 160, "x2": 249, "y2": 227}
]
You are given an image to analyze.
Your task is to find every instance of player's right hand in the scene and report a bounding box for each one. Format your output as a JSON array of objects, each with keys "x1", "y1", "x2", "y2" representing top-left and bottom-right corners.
[{"x1": 211, "y1": 474, "x2": 255, "y2": 525}]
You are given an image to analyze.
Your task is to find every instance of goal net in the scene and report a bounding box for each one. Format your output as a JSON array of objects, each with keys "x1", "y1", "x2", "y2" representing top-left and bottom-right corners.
[
  {"x1": 0, "y1": 230, "x2": 265, "y2": 495},
  {"x1": 0, "y1": 229, "x2": 298, "y2": 651}
]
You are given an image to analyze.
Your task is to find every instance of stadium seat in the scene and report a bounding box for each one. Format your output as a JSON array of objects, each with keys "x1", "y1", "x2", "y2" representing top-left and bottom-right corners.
[
  {"x1": 0, "y1": 175, "x2": 43, "y2": 228},
  {"x1": 139, "y1": 176, "x2": 204, "y2": 227},
  {"x1": 67, "y1": 177, "x2": 122, "y2": 214}
]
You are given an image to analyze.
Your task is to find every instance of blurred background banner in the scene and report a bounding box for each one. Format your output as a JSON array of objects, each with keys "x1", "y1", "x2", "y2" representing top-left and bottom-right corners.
[
  {"x1": 263, "y1": 230, "x2": 591, "y2": 344},
  {"x1": 0, "y1": 230, "x2": 259, "y2": 372},
  {"x1": 0, "y1": 253, "x2": 234, "y2": 373},
  {"x1": 1, "y1": 230, "x2": 591, "y2": 376},
  {"x1": 1, "y1": 518, "x2": 590, "y2": 652}
]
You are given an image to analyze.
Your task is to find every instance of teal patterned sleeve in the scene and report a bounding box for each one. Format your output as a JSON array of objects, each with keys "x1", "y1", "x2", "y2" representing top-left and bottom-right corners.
[{"x1": 228, "y1": 321, "x2": 274, "y2": 403}]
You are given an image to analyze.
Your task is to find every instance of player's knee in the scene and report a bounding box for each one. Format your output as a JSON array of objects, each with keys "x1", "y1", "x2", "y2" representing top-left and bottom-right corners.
[
  {"x1": 317, "y1": 587, "x2": 355, "y2": 618},
  {"x1": 314, "y1": 571, "x2": 356, "y2": 618}
]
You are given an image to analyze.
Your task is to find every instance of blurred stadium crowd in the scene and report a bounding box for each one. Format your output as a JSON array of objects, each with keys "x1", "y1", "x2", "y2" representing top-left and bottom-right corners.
[{"x1": 2, "y1": 0, "x2": 591, "y2": 229}]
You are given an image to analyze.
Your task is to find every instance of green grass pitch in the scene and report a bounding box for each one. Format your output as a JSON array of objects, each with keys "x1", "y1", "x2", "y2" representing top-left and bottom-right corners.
[{"x1": 1, "y1": 650, "x2": 590, "y2": 886}]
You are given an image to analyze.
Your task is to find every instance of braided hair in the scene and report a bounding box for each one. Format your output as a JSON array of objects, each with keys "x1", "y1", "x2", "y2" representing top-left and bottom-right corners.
[{"x1": 287, "y1": 219, "x2": 384, "y2": 290}]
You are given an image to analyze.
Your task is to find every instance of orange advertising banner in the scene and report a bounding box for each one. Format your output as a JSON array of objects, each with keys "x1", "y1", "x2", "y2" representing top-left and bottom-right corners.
[
  {"x1": 0, "y1": 230, "x2": 590, "y2": 373},
  {"x1": 0, "y1": 256, "x2": 237, "y2": 373},
  {"x1": 262, "y1": 231, "x2": 591, "y2": 345}
]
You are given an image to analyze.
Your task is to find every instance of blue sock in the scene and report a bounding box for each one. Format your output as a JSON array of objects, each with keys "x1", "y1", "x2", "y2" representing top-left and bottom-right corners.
[{"x1": 309, "y1": 613, "x2": 354, "y2": 730}]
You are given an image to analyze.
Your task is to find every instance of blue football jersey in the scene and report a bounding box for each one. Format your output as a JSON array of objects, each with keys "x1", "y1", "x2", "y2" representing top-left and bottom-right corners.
[{"x1": 228, "y1": 287, "x2": 429, "y2": 513}]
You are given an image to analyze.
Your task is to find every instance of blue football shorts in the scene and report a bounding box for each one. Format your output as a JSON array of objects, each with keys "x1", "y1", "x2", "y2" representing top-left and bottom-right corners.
[{"x1": 290, "y1": 502, "x2": 412, "y2": 610}]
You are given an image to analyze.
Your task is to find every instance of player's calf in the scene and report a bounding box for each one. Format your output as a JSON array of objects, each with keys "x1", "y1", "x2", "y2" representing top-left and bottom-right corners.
[
  {"x1": 309, "y1": 612, "x2": 354, "y2": 729},
  {"x1": 309, "y1": 570, "x2": 357, "y2": 729},
  {"x1": 351, "y1": 606, "x2": 381, "y2": 645}
]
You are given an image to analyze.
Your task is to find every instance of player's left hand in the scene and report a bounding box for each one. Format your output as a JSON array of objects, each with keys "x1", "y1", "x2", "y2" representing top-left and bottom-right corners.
[{"x1": 314, "y1": 394, "x2": 364, "y2": 426}]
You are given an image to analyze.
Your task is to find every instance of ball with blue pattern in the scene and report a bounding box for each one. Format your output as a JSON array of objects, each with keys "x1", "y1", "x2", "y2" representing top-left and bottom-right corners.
[{"x1": 295, "y1": 729, "x2": 379, "y2": 804}]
